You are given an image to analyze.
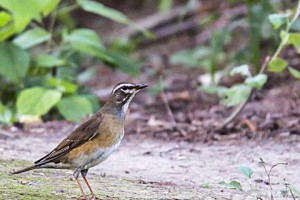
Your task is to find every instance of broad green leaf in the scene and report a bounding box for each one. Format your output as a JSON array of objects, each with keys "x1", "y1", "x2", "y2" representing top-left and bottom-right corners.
[
  {"x1": 64, "y1": 28, "x2": 103, "y2": 48},
  {"x1": 78, "y1": 0, "x2": 130, "y2": 24},
  {"x1": 17, "y1": 87, "x2": 62, "y2": 116},
  {"x1": 221, "y1": 84, "x2": 251, "y2": 107},
  {"x1": 288, "y1": 67, "x2": 300, "y2": 79},
  {"x1": 13, "y1": 28, "x2": 51, "y2": 49},
  {"x1": 170, "y1": 47, "x2": 211, "y2": 68},
  {"x1": 35, "y1": 54, "x2": 66, "y2": 68},
  {"x1": 0, "y1": 102, "x2": 13, "y2": 124},
  {"x1": 0, "y1": 0, "x2": 42, "y2": 34},
  {"x1": 0, "y1": 22, "x2": 15, "y2": 41},
  {"x1": 268, "y1": 57, "x2": 288, "y2": 72},
  {"x1": 57, "y1": 96, "x2": 93, "y2": 122},
  {"x1": 159, "y1": 0, "x2": 173, "y2": 12},
  {"x1": 40, "y1": 0, "x2": 61, "y2": 16},
  {"x1": 77, "y1": 0, "x2": 153, "y2": 38},
  {"x1": 230, "y1": 64, "x2": 251, "y2": 77},
  {"x1": 201, "y1": 183, "x2": 209, "y2": 189},
  {"x1": 64, "y1": 29, "x2": 110, "y2": 61},
  {"x1": 0, "y1": 11, "x2": 11, "y2": 27},
  {"x1": 198, "y1": 85, "x2": 227, "y2": 96},
  {"x1": 239, "y1": 166, "x2": 253, "y2": 178},
  {"x1": 101, "y1": 49, "x2": 139, "y2": 76},
  {"x1": 65, "y1": 29, "x2": 139, "y2": 76},
  {"x1": 45, "y1": 77, "x2": 78, "y2": 94},
  {"x1": 0, "y1": 0, "x2": 60, "y2": 40},
  {"x1": 0, "y1": 42, "x2": 30, "y2": 82},
  {"x1": 219, "y1": 181, "x2": 242, "y2": 190},
  {"x1": 81, "y1": 94, "x2": 100, "y2": 112},
  {"x1": 245, "y1": 74, "x2": 267, "y2": 89},
  {"x1": 268, "y1": 13, "x2": 290, "y2": 29},
  {"x1": 287, "y1": 33, "x2": 300, "y2": 49}
]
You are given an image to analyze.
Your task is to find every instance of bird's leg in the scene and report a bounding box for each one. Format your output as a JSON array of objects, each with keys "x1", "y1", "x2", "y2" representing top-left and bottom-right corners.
[
  {"x1": 74, "y1": 168, "x2": 88, "y2": 200},
  {"x1": 81, "y1": 169, "x2": 96, "y2": 199}
]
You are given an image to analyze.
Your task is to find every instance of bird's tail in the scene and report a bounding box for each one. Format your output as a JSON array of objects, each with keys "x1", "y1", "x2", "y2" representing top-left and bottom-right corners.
[{"x1": 10, "y1": 165, "x2": 40, "y2": 174}]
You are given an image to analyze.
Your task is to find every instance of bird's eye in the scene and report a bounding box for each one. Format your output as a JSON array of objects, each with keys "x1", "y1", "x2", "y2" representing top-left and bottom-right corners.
[{"x1": 121, "y1": 86, "x2": 128, "y2": 90}]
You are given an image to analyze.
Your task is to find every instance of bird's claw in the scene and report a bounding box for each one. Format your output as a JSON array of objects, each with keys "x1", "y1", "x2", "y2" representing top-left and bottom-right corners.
[
  {"x1": 77, "y1": 195, "x2": 89, "y2": 200},
  {"x1": 77, "y1": 195, "x2": 99, "y2": 200}
]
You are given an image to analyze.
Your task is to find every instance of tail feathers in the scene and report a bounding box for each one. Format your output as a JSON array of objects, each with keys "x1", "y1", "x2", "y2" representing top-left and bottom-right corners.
[{"x1": 10, "y1": 165, "x2": 40, "y2": 174}]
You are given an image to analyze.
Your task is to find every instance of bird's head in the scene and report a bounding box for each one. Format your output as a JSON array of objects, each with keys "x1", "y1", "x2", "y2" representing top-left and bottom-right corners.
[{"x1": 105, "y1": 82, "x2": 148, "y2": 115}]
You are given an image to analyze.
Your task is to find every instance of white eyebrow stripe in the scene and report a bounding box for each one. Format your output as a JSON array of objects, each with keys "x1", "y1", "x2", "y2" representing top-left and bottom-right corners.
[
  {"x1": 123, "y1": 89, "x2": 135, "y2": 94},
  {"x1": 112, "y1": 83, "x2": 133, "y2": 94}
]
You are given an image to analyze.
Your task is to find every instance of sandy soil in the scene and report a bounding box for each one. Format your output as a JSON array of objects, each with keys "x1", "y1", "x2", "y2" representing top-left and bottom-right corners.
[{"x1": 1, "y1": 131, "x2": 300, "y2": 200}]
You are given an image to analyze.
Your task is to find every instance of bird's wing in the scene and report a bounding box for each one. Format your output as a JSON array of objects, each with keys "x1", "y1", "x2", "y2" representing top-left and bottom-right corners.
[{"x1": 34, "y1": 114, "x2": 102, "y2": 166}]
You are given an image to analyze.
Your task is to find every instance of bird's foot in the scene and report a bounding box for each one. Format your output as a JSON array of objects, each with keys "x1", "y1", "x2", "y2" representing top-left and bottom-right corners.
[
  {"x1": 90, "y1": 196, "x2": 100, "y2": 200},
  {"x1": 77, "y1": 195, "x2": 100, "y2": 200},
  {"x1": 77, "y1": 195, "x2": 89, "y2": 200}
]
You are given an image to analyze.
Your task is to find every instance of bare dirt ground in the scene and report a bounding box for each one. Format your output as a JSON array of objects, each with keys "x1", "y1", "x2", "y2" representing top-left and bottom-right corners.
[{"x1": 1, "y1": 131, "x2": 300, "y2": 200}]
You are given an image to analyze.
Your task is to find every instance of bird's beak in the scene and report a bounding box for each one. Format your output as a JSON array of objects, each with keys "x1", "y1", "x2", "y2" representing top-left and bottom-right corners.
[{"x1": 135, "y1": 84, "x2": 148, "y2": 90}]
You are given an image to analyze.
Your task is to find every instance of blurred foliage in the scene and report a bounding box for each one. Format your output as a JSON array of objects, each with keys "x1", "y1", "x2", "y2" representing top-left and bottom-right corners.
[
  {"x1": 0, "y1": 0, "x2": 150, "y2": 123},
  {"x1": 170, "y1": 0, "x2": 300, "y2": 107}
]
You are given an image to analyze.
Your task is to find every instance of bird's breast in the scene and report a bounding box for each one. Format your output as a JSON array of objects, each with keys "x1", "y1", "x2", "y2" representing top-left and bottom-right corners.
[{"x1": 65, "y1": 114, "x2": 124, "y2": 168}]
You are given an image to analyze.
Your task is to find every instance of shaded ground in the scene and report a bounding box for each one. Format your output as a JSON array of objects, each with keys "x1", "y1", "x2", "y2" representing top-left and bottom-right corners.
[{"x1": 1, "y1": 132, "x2": 300, "y2": 199}]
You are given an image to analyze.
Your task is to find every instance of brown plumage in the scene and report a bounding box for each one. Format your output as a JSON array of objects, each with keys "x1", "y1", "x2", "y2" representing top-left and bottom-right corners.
[{"x1": 11, "y1": 82, "x2": 147, "y2": 200}]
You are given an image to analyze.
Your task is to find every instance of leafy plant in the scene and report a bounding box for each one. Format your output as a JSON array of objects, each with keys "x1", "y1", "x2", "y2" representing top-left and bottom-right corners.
[
  {"x1": 200, "y1": 65, "x2": 267, "y2": 107},
  {"x1": 218, "y1": 160, "x2": 298, "y2": 199},
  {"x1": 0, "y1": 0, "x2": 150, "y2": 123}
]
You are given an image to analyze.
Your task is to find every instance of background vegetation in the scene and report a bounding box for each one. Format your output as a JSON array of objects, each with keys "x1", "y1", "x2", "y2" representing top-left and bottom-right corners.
[{"x1": 0, "y1": 0, "x2": 299, "y2": 125}]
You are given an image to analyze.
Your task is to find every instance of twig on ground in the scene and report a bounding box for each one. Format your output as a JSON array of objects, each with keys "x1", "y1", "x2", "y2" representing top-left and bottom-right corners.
[{"x1": 160, "y1": 91, "x2": 187, "y2": 136}]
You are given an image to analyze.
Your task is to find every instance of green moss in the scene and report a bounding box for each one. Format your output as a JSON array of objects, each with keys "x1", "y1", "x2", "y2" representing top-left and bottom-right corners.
[{"x1": 1, "y1": 159, "x2": 202, "y2": 199}]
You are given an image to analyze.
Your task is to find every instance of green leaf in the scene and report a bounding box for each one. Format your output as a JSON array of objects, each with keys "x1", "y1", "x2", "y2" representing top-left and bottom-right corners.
[
  {"x1": 40, "y1": 0, "x2": 61, "y2": 16},
  {"x1": 78, "y1": 0, "x2": 130, "y2": 24},
  {"x1": 45, "y1": 77, "x2": 78, "y2": 94},
  {"x1": 239, "y1": 166, "x2": 253, "y2": 178},
  {"x1": 198, "y1": 85, "x2": 227, "y2": 96},
  {"x1": 0, "y1": 11, "x2": 12, "y2": 27},
  {"x1": 230, "y1": 64, "x2": 251, "y2": 77},
  {"x1": 288, "y1": 67, "x2": 300, "y2": 79},
  {"x1": 35, "y1": 54, "x2": 66, "y2": 68},
  {"x1": 13, "y1": 28, "x2": 51, "y2": 49},
  {"x1": 81, "y1": 94, "x2": 100, "y2": 112},
  {"x1": 64, "y1": 28, "x2": 103, "y2": 49},
  {"x1": 220, "y1": 84, "x2": 251, "y2": 107},
  {"x1": 170, "y1": 47, "x2": 211, "y2": 68},
  {"x1": 0, "y1": 42, "x2": 30, "y2": 82},
  {"x1": 77, "y1": 0, "x2": 153, "y2": 38},
  {"x1": 17, "y1": 87, "x2": 62, "y2": 116},
  {"x1": 65, "y1": 29, "x2": 139, "y2": 76},
  {"x1": 159, "y1": 0, "x2": 173, "y2": 12},
  {"x1": 0, "y1": 102, "x2": 13, "y2": 124},
  {"x1": 64, "y1": 29, "x2": 110, "y2": 61},
  {"x1": 268, "y1": 13, "x2": 290, "y2": 29},
  {"x1": 245, "y1": 74, "x2": 267, "y2": 89},
  {"x1": 201, "y1": 182, "x2": 209, "y2": 189},
  {"x1": 0, "y1": 0, "x2": 60, "y2": 41},
  {"x1": 287, "y1": 33, "x2": 300, "y2": 49},
  {"x1": 268, "y1": 57, "x2": 288, "y2": 72},
  {"x1": 219, "y1": 181, "x2": 242, "y2": 190},
  {"x1": 57, "y1": 96, "x2": 93, "y2": 122}
]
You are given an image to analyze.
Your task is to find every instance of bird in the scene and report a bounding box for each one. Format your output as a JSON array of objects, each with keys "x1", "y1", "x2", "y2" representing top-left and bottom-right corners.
[{"x1": 11, "y1": 82, "x2": 148, "y2": 200}]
